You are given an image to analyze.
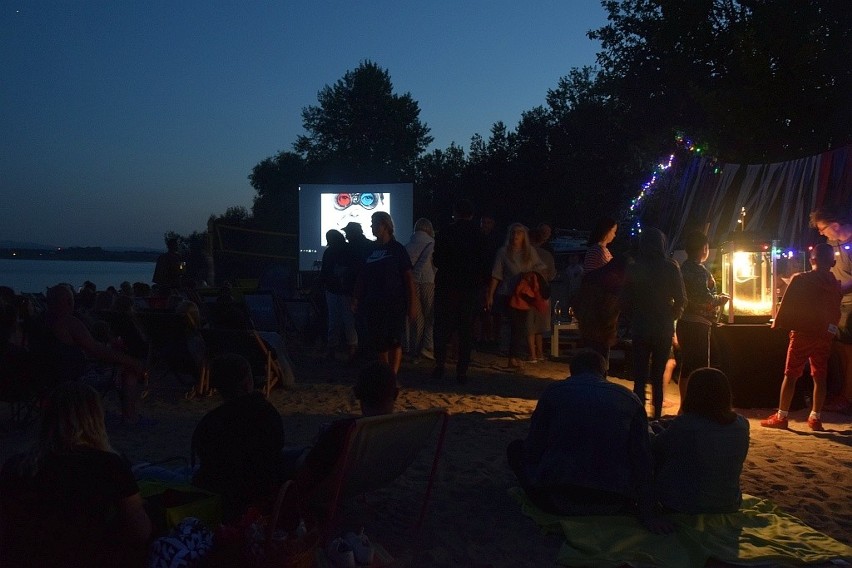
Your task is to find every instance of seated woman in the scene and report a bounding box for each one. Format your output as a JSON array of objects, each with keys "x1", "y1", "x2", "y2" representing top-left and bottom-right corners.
[
  {"x1": 0, "y1": 382, "x2": 152, "y2": 568},
  {"x1": 651, "y1": 367, "x2": 750, "y2": 514}
]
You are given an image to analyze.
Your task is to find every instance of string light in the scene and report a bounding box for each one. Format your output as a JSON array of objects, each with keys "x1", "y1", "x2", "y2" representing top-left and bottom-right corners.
[{"x1": 626, "y1": 133, "x2": 711, "y2": 237}]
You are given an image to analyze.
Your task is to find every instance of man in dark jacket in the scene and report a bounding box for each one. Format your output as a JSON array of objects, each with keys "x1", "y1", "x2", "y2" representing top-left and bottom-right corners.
[{"x1": 432, "y1": 199, "x2": 488, "y2": 382}]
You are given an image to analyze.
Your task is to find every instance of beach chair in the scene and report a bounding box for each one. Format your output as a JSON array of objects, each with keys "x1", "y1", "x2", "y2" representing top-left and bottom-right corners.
[
  {"x1": 198, "y1": 328, "x2": 284, "y2": 397},
  {"x1": 242, "y1": 291, "x2": 285, "y2": 334},
  {"x1": 312, "y1": 408, "x2": 449, "y2": 539}
]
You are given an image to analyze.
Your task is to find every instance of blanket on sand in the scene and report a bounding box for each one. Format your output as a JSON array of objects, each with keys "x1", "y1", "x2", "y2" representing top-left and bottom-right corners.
[{"x1": 509, "y1": 487, "x2": 852, "y2": 567}]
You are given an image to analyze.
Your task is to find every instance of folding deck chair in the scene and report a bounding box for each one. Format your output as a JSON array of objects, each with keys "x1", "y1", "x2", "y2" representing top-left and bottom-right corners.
[
  {"x1": 312, "y1": 408, "x2": 449, "y2": 539},
  {"x1": 197, "y1": 328, "x2": 285, "y2": 398}
]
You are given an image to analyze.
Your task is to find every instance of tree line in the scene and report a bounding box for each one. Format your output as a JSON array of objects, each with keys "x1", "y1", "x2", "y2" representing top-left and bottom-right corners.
[{"x1": 190, "y1": 0, "x2": 848, "y2": 250}]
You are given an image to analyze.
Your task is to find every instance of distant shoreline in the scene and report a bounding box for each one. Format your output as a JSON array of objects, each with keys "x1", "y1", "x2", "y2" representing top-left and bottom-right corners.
[{"x1": 0, "y1": 247, "x2": 158, "y2": 263}]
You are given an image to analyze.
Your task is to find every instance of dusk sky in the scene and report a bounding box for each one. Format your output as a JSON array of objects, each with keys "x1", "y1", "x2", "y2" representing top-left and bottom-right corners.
[{"x1": 1, "y1": 1, "x2": 607, "y2": 249}]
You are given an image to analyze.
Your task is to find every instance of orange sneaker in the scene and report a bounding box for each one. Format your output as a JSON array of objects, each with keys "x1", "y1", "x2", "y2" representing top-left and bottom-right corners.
[
  {"x1": 760, "y1": 413, "x2": 788, "y2": 429},
  {"x1": 807, "y1": 416, "x2": 825, "y2": 431}
]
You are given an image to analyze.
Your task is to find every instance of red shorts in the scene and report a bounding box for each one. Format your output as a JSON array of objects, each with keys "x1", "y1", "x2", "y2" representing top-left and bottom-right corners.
[{"x1": 785, "y1": 330, "x2": 833, "y2": 380}]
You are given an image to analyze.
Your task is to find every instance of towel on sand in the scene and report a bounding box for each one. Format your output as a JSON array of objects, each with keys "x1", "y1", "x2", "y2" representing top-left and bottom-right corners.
[{"x1": 509, "y1": 487, "x2": 852, "y2": 567}]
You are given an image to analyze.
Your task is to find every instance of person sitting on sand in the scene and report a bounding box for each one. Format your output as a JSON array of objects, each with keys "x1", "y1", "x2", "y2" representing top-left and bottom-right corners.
[
  {"x1": 29, "y1": 284, "x2": 147, "y2": 426},
  {"x1": 191, "y1": 353, "x2": 287, "y2": 521},
  {"x1": 650, "y1": 368, "x2": 749, "y2": 513},
  {"x1": 0, "y1": 381, "x2": 152, "y2": 568},
  {"x1": 507, "y1": 349, "x2": 673, "y2": 533}
]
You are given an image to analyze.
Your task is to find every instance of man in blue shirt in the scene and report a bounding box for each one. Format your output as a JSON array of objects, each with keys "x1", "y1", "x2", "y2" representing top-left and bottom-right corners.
[{"x1": 507, "y1": 350, "x2": 673, "y2": 533}]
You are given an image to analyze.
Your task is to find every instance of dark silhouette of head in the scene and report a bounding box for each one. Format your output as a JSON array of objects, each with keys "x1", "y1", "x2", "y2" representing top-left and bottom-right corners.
[
  {"x1": 811, "y1": 242, "x2": 836, "y2": 269},
  {"x1": 588, "y1": 217, "x2": 618, "y2": 245},
  {"x1": 569, "y1": 349, "x2": 608, "y2": 377},
  {"x1": 353, "y1": 361, "x2": 399, "y2": 416},
  {"x1": 681, "y1": 368, "x2": 737, "y2": 424},
  {"x1": 683, "y1": 230, "x2": 709, "y2": 260},
  {"x1": 210, "y1": 353, "x2": 254, "y2": 400},
  {"x1": 326, "y1": 229, "x2": 346, "y2": 247}
]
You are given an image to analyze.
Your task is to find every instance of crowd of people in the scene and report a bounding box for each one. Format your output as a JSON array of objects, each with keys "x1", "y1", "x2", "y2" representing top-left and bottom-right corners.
[{"x1": 2, "y1": 201, "x2": 851, "y2": 566}]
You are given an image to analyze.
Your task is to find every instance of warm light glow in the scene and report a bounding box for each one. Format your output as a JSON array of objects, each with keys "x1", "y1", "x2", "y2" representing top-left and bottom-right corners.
[
  {"x1": 732, "y1": 251, "x2": 757, "y2": 283},
  {"x1": 730, "y1": 297, "x2": 774, "y2": 315}
]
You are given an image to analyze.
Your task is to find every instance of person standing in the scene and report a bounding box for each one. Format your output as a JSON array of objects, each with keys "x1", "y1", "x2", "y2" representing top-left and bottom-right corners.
[
  {"x1": 621, "y1": 228, "x2": 685, "y2": 419},
  {"x1": 320, "y1": 229, "x2": 359, "y2": 361},
  {"x1": 352, "y1": 212, "x2": 417, "y2": 378},
  {"x1": 432, "y1": 200, "x2": 487, "y2": 382},
  {"x1": 761, "y1": 243, "x2": 841, "y2": 432},
  {"x1": 486, "y1": 223, "x2": 545, "y2": 369},
  {"x1": 809, "y1": 206, "x2": 852, "y2": 410},
  {"x1": 152, "y1": 237, "x2": 183, "y2": 293},
  {"x1": 342, "y1": 221, "x2": 376, "y2": 356},
  {"x1": 583, "y1": 217, "x2": 618, "y2": 273},
  {"x1": 528, "y1": 228, "x2": 557, "y2": 362},
  {"x1": 676, "y1": 231, "x2": 729, "y2": 401},
  {"x1": 404, "y1": 218, "x2": 436, "y2": 361}
]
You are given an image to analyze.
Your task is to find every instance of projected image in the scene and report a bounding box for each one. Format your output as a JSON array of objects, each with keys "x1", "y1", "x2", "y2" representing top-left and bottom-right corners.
[{"x1": 321, "y1": 192, "x2": 389, "y2": 244}]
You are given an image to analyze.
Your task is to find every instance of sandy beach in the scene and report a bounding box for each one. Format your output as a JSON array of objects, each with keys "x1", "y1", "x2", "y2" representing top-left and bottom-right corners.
[{"x1": 2, "y1": 347, "x2": 850, "y2": 567}]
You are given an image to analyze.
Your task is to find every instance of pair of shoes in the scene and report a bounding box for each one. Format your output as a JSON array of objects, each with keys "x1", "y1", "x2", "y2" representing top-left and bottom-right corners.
[
  {"x1": 526, "y1": 358, "x2": 539, "y2": 364},
  {"x1": 760, "y1": 413, "x2": 788, "y2": 429},
  {"x1": 807, "y1": 416, "x2": 825, "y2": 431},
  {"x1": 343, "y1": 529, "x2": 374, "y2": 566},
  {"x1": 326, "y1": 537, "x2": 355, "y2": 568}
]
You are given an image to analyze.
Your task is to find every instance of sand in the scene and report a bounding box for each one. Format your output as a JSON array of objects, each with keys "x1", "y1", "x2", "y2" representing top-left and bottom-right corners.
[{"x1": 2, "y1": 348, "x2": 850, "y2": 567}]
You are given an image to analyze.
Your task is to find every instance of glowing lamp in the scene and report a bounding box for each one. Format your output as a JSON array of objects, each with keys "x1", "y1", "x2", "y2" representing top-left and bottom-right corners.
[{"x1": 720, "y1": 238, "x2": 778, "y2": 324}]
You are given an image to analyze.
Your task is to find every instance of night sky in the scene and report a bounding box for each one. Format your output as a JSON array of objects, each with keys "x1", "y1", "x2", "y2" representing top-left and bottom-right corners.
[{"x1": 1, "y1": 1, "x2": 606, "y2": 249}]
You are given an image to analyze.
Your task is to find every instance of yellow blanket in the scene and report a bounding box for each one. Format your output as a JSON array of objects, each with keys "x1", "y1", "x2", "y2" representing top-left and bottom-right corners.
[{"x1": 509, "y1": 488, "x2": 852, "y2": 567}]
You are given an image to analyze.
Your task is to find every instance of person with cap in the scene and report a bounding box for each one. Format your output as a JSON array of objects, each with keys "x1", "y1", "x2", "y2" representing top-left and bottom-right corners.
[
  {"x1": 341, "y1": 222, "x2": 375, "y2": 359},
  {"x1": 342, "y1": 221, "x2": 375, "y2": 262}
]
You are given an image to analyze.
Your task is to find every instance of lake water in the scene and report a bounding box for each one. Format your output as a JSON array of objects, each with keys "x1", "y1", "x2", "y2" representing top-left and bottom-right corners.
[{"x1": 0, "y1": 259, "x2": 156, "y2": 294}]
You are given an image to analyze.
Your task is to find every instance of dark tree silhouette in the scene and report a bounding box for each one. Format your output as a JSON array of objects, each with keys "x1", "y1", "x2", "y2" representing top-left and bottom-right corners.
[{"x1": 295, "y1": 60, "x2": 433, "y2": 183}]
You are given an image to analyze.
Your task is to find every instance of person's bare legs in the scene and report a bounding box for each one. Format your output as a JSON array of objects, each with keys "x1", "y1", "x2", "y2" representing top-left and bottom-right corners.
[
  {"x1": 527, "y1": 335, "x2": 537, "y2": 361},
  {"x1": 777, "y1": 374, "x2": 799, "y2": 412},
  {"x1": 381, "y1": 345, "x2": 403, "y2": 377},
  {"x1": 812, "y1": 375, "x2": 827, "y2": 414}
]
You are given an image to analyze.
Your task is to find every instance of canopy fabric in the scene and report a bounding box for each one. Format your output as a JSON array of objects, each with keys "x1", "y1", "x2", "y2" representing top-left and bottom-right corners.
[{"x1": 644, "y1": 144, "x2": 851, "y2": 250}]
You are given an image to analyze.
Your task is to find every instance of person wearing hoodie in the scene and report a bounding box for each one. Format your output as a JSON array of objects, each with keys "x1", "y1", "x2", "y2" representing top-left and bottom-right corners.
[
  {"x1": 761, "y1": 243, "x2": 841, "y2": 432},
  {"x1": 404, "y1": 218, "x2": 436, "y2": 360},
  {"x1": 621, "y1": 228, "x2": 686, "y2": 419}
]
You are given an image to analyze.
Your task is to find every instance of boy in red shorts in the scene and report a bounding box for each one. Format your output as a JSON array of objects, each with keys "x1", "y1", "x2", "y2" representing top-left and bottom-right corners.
[{"x1": 762, "y1": 243, "x2": 841, "y2": 431}]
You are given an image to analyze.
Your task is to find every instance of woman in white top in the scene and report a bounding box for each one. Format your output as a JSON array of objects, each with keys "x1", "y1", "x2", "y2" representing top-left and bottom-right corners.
[
  {"x1": 486, "y1": 223, "x2": 545, "y2": 369},
  {"x1": 405, "y1": 218, "x2": 436, "y2": 360}
]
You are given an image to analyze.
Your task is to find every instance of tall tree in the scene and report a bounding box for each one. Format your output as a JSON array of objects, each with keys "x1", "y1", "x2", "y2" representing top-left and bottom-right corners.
[
  {"x1": 248, "y1": 151, "x2": 305, "y2": 233},
  {"x1": 295, "y1": 60, "x2": 433, "y2": 182},
  {"x1": 590, "y1": 0, "x2": 851, "y2": 162}
]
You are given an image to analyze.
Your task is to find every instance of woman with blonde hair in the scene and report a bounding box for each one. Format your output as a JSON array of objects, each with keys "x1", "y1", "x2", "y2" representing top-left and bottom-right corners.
[
  {"x1": 0, "y1": 381, "x2": 151, "y2": 567},
  {"x1": 486, "y1": 223, "x2": 545, "y2": 369}
]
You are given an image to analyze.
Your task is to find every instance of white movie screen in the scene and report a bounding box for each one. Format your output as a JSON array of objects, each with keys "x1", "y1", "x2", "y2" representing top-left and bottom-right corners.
[{"x1": 298, "y1": 183, "x2": 413, "y2": 271}]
